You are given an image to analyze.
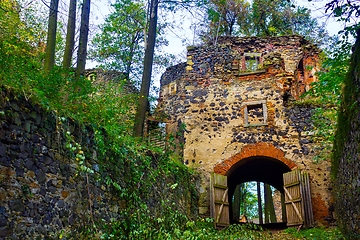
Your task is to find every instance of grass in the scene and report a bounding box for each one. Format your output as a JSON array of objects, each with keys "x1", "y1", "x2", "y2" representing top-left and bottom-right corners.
[{"x1": 123, "y1": 221, "x2": 346, "y2": 240}]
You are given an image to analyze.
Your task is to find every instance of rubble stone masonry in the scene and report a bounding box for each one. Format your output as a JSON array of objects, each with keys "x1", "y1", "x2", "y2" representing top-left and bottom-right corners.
[{"x1": 158, "y1": 35, "x2": 333, "y2": 225}]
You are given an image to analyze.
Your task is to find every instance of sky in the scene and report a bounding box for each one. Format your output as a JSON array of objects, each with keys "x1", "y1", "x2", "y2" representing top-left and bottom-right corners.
[
  {"x1": 54, "y1": 0, "x2": 353, "y2": 85},
  {"x1": 87, "y1": 0, "x2": 347, "y2": 65}
]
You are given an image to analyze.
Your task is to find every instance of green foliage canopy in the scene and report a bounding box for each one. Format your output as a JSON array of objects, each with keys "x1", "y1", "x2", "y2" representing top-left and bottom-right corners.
[
  {"x1": 299, "y1": 38, "x2": 351, "y2": 162},
  {"x1": 0, "y1": 0, "x2": 47, "y2": 90},
  {"x1": 90, "y1": 0, "x2": 146, "y2": 80},
  {"x1": 203, "y1": 0, "x2": 329, "y2": 45}
]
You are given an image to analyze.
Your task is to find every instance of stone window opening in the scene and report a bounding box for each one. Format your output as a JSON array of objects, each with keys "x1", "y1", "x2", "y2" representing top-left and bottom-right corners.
[
  {"x1": 162, "y1": 82, "x2": 177, "y2": 96},
  {"x1": 243, "y1": 53, "x2": 262, "y2": 72},
  {"x1": 169, "y1": 82, "x2": 177, "y2": 95},
  {"x1": 297, "y1": 59, "x2": 305, "y2": 84},
  {"x1": 244, "y1": 100, "x2": 268, "y2": 127},
  {"x1": 295, "y1": 59, "x2": 306, "y2": 98}
]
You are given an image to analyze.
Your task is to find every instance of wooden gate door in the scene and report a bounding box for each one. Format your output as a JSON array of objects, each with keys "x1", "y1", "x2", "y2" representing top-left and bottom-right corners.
[
  {"x1": 210, "y1": 173, "x2": 230, "y2": 229},
  {"x1": 283, "y1": 170, "x2": 314, "y2": 228}
]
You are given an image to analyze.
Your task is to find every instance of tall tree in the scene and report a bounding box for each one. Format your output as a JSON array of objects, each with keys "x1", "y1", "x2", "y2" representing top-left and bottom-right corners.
[
  {"x1": 133, "y1": 0, "x2": 206, "y2": 137},
  {"x1": 252, "y1": 0, "x2": 328, "y2": 40},
  {"x1": 133, "y1": 0, "x2": 158, "y2": 137},
  {"x1": 251, "y1": 0, "x2": 288, "y2": 36},
  {"x1": 76, "y1": 0, "x2": 91, "y2": 77},
  {"x1": 332, "y1": 29, "x2": 360, "y2": 239},
  {"x1": 44, "y1": 0, "x2": 59, "y2": 72},
  {"x1": 62, "y1": 0, "x2": 77, "y2": 69},
  {"x1": 232, "y1": 184, "x2": 241, "y2": 221},
  {"x1": 207, "y1": 0, "x2": 251, "y2": 37},
  {"x1": 0, "y1": 0, "x2": 49, "y2": 95},
  {"x1": 202, "y1": 0, "x2": 329, "y2": 45},
  {"x1": 90, "y1": 0, "x2": 146, "y2": 80},
  {"x1": 257, "y1": 182, "x2": 263, "y2": 224},
  {"x1": 236, "y1": 182, "x2": 258, "y2": 219},
  {"x1": 0, "y1": 0, "x2": 47, "y2": 59},
  {"x1": 264, "y1": 184, "x2": 276, "y2": 223}
]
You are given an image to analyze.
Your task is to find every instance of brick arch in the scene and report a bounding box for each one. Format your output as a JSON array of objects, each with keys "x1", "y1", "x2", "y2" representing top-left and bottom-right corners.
[{"x1": 214, "y1": 142, "x2": 297, "y2": 176}]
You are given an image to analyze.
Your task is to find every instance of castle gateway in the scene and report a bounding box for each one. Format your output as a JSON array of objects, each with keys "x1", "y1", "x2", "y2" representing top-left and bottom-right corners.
[{"x1": 156, "y1": 36, "x2": 332, "y2": 227}]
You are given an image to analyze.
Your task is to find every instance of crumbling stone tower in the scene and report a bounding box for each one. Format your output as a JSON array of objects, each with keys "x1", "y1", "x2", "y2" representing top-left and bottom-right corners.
[{"x1": 157, "y1": 36, "x2": 332, "y2": 226}]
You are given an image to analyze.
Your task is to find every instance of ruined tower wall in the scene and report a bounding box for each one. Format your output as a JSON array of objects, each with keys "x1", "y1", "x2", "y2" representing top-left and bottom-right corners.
[{"x1": 158, "y1": 36, "x2": 332, "y2": 225}]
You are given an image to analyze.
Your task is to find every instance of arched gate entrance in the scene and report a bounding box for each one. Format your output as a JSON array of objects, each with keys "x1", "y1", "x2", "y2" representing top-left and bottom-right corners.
[{"x1": 211, "y1": 143, "x2": 314, "y2": 229}]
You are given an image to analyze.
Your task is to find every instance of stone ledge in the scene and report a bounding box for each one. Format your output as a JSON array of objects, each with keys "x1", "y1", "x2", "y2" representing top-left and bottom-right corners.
[{"x1": 236, "y1": 69, "x2": 266, "y2": 76}]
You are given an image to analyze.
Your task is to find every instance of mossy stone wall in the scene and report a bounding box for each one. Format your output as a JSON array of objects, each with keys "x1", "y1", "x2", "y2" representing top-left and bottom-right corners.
[
  {"x1": 0, "y1": 87, "x2": 198, "y2": 239},
  {"x1": 332, "y1": 30, "x2": 360, "y2": 239}
]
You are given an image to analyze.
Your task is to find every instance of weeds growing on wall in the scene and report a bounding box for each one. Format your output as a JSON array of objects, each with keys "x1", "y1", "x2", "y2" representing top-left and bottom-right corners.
[
  {"x1": 0, "y1": 45, "x2": 347, "y2": 239},
  {"x1": 0, "y1": 51, "x2": 346, "y2": 240},
  {"x1": 0, "y1": 36, "x2": 200, "y2": 237},
  {"x1": 0, "y1": 2, "x2": 349, "y2": 237},
  {"x1": 331, "y1": 31, "x2": 360, "y2": 239},
  {"x1": 298, "y1": 39, "x2": 350, "y2": 163}
]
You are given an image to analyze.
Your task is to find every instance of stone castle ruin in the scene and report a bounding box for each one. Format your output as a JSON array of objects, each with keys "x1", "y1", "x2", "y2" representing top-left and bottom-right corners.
[{"x1": 156, "y1": 36, "x2": 333, "y2": 227}]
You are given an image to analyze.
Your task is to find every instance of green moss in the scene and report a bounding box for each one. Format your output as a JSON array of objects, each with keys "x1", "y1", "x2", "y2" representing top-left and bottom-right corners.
[{"x1": 332, "y1": 30, "x2": 360, "y2": 238}]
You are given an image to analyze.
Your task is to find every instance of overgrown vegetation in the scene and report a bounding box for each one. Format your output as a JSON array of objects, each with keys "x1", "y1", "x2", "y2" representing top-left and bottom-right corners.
[
  {"x1": 294, "y1": 38, "x2": 351, "y2": 163},
  {"x1": 0, "y1": 0, "x2": 354, "y2": 238},
  {"x1": 96, "y1": 220, "x2": 345, "y2": 239},
  {"x1": 1, "y1": 1, "x2": 198, "y2": 238},
  {"x1": 283, "y1": 226, "x2": 344, "y2": 240},
  {"x1": 0, "y1": 44, "x2": 201, "y2": 239},
  {"x1": 331, "y1": 29, "x2": 360, "y2": 240},
  {"x1": 0, "y1": 26, "x2": 199, "y2": 239}
]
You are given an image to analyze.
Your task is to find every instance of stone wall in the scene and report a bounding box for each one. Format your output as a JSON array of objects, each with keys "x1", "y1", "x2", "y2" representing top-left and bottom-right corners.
[
  {"x1": 0, "y1": 87, "x2": 198, "y2": 239},
  {"x1": 0, "y1": 88, "x2": 125, "y2": 239},
  {"x1": 158, "y1": 35, "x2": 332, "y2": 225},
  {"x1": 85, "y1": 68, "x2": 138, "y2": 94},
  {"x1": 332, "y1": 31, "x2": 360, "y2": 238}
]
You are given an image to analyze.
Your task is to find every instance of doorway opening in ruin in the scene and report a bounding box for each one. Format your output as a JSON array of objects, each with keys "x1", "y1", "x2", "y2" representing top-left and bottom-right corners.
[
  {"x1": 231, "y1": 181, "x2": 285, "y2": 226},
  {"x1": 227, "y1": 156, "x2": 290, "y2": 228},
  {"x1": 211, "y1": 143, "x2": 314, "y2": 229}
]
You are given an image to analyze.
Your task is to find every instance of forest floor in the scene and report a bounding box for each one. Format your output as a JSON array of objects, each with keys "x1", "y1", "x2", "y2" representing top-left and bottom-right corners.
[{"x1": 258, "y1": 226, "x2": 344, "y2": 239}]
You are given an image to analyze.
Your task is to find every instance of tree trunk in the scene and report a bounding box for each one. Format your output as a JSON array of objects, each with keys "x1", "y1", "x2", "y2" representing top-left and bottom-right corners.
[
  {"x1": 76, "y1": 0, "x2": 91, "y2": 78},
  {"x1": 233, "y1": 184, "x2": 241, "y2": 221},
  {"x1": 264, "y1": 183, "x2": 269, "y2": 223},
  {"x1": 257, "y1": 182, "x2": 263, "y2": 224},
  {"x1": 281, "y1": 192, "x2": 287, "y2": 222},
  {"x1": 264, "y1": 183, "x2": 276, "y2": 223},
  {"x1": 44, "y1": 0, "x2": 59, "y2": 72},
  {"x1": 133, "y1": 0, "x2": 158, "y2": 137},
  {"x1": 62, "y1": 0, "x2": 76, "y2": 69},
  {"x1": 268, "y1": 186, "x2": 276, "y2": 223}
]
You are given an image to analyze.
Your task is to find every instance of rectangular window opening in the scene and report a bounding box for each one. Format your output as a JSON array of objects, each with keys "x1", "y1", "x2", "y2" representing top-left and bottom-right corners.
[
  {"x1": 242, "y1": 53, "x2": 262, "y2": 73},
  {"x1": 245, "y1": 56, "x2": 260, "y2": 72},
  {"x1": 244, "y1": 100, "x2": 268, "y2": 127},
  {"x1": 169, "y1": 82, "x2": 177, "y2": 95}
]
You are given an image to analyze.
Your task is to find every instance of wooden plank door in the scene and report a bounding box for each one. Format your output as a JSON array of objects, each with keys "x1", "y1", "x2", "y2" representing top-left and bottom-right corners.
[
  {"x1": 300, "y1": 171, "x2": 314, "y2": 227},
  {"x1": 283, "y1": 170, "x2": 314, "y2": 228},
  {"x1": 210, "y1": 173, "x2": 230, "y2": 229},
  {"x1": 283, "y1": 170, "x2": 304, "y2": 226}
]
